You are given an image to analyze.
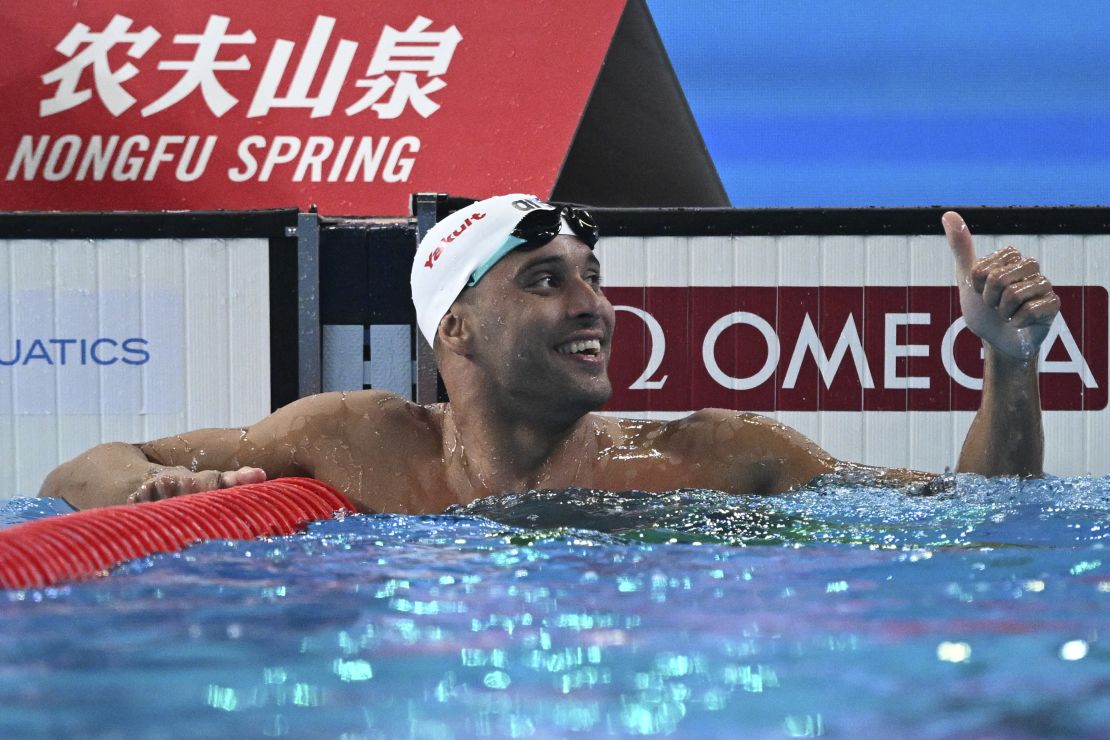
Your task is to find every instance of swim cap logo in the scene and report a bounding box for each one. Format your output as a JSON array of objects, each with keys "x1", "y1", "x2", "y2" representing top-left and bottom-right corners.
[
  {"x1": 511, "y1": 198, "x2": 548, "y2": 212},
  {"x1": 424, "y1": 211, "x2": 485, "y2": 269}
]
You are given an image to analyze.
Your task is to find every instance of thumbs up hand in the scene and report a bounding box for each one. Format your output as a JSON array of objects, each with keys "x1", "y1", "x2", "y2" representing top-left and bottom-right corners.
[{"x1": 943, "y1": 211, "x2": 1060, "y2": 361}]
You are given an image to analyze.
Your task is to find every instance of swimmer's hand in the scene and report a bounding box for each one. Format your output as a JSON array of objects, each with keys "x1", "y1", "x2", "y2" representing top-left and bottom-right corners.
[
  {"x1": 127, "y1": 465, "x2": 267, "y2": 503},
  {"x1": 943, "y1": 211, "x2": 1060, "y2": 360}
]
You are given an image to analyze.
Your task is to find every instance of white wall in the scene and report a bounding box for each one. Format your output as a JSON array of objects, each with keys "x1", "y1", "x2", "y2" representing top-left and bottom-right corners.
[{"x1": 0, "y1": 237, "x2": 270, "y2": 499}]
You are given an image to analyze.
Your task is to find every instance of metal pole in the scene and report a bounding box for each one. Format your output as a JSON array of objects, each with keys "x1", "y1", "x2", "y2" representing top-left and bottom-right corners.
[
  {"x1": 296, "y1": 211, "x2": 321, "y2": 398},
  {"x1": 412, "y1": 193, "x2": 441, "y2": 404}
]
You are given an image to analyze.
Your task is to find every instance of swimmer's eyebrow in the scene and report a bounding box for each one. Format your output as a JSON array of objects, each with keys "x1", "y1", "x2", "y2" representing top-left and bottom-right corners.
[
  {"x1": 516, "y1": 253, "x2": 601, "y2": 277},
  {"x1": 515, "y1": 255, "x2": 565, "y2": 278}
]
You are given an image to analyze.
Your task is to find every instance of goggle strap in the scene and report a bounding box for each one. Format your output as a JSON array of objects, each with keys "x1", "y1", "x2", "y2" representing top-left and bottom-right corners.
[{"x1": 467, "y1": 234, "x2": 527, "y2": 286}]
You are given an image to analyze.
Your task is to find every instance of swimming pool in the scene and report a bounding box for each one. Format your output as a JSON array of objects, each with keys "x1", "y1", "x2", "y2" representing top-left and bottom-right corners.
[{"x1": 1, "y1": 476, "x2": 1107, "y2": 738}]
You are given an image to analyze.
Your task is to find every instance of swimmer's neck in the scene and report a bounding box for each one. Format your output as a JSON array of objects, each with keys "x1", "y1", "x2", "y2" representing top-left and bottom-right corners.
[{"x1": 440, "y1": 402, "x2": 602, "y2": 499}]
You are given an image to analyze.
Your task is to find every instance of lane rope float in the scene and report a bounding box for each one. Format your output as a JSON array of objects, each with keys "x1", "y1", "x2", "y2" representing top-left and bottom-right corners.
[{"x1": 0, "y1": 478, "x2": 357, "y2": 589}]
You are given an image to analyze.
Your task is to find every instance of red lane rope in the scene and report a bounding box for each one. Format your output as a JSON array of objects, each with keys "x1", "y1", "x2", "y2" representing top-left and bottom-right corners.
[{"x1": 0, "y1": 478, "x2": 358, "y2": 589}]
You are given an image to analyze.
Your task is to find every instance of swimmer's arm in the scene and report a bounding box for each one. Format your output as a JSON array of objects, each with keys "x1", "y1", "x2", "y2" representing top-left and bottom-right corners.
[
  {"x1": 37, "y1": 395, "x2": 333, "y2": 509},
  {"x1": 942, "y1": 211, "x2": 1056, "y2": 477},
  {"x1": 39, "y1": 391, "x2": 407, "y2": 510},
  {"x1": 814, "y1": 461, "x2": 947, "y2": 493},
  {"x1": 685, "y1": 410, "x2": 939, "y2": 495},
  {"x1": 39, "y1": 441, "x2": 167, "y2": 509},
  {"x1": 37, "y1": 424, "x2": 299, "y2": 510},
  {"x1": 955, "y1": 347, "x2": 1044, "y2": 476}
]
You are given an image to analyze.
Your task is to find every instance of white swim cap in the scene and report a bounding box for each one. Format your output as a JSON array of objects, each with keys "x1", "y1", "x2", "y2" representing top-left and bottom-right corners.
[{"x1": 411, "y1": 193, "x2": 588, "y2": 345}]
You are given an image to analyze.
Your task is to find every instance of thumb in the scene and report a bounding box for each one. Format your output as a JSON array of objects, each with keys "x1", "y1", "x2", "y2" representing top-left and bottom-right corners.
[{"x1": 942, "y1": 211, "x2": 976, "y2": 279}]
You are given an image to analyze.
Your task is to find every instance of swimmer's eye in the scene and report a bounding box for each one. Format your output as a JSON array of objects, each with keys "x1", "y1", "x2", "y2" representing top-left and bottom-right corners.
[
  {"x1": 530, "y1": 274, "x2": 559, "y2": 289},
  {"x1": 524, "y1": 272, "x2": 600, "y2": 291}
]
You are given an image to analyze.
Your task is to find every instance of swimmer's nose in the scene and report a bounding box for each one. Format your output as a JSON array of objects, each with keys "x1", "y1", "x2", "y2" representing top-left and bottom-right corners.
[{"x1": 565, "y1": 272, "x2": 607, "y2": 320}]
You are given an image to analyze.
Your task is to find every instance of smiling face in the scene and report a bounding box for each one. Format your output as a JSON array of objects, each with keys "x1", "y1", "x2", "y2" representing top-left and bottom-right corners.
[{"x1": 456, "y1": 234, "x2": 615, "y2": 420}]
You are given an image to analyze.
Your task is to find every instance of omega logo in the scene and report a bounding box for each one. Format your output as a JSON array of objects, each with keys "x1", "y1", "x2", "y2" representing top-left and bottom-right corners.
[
  {"x1": 618, "y1": 305, "x2": 1095, "y2": 392},
  {"x1": 607, "y1": 285, "x2": 1105, "y2": 411}
]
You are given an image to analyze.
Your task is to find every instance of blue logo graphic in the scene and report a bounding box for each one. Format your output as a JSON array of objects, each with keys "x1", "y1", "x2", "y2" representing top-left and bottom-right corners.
[{"x1": 0, "y1": 338, "x2": 150, "y2": 366}]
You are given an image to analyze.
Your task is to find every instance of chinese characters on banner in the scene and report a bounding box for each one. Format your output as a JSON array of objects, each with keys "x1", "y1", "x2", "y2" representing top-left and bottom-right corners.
[
  {"x1": 0, "y1": 2, "x2": 627, "y2": 213},
  {"x1": 39, "y1": 15, "x2": 460, "y2": 120}
]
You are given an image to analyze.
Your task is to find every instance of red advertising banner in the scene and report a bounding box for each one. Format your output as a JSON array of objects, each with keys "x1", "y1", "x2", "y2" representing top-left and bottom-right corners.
[
  {"x1": 604, "y1": 286, "x2": 1107, "y2": 412},
  {"x1": 0, "y1": 1, "x2": 626, "y2": 214}
]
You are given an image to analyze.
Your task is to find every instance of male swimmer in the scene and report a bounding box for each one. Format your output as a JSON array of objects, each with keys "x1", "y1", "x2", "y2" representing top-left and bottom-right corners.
[{"x1": 40, "y1": 194, "x2": 1060, "y2": 512}]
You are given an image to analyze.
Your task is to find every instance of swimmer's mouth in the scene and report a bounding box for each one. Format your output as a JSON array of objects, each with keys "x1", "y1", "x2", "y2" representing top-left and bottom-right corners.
[{"x1": 555, "y1": 338, "x2": 602, "y2": 356}]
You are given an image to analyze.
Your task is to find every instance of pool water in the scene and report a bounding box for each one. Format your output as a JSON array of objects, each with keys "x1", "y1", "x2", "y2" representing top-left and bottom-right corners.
[{"x1": 1, "y1": 476, "x2": 1108, "y2": 738}]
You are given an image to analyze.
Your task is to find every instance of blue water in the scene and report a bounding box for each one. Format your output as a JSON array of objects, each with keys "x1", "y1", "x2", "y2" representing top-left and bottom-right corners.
[{"x1": 1, "y1": 476, "x2": 1108, "y2": 738}]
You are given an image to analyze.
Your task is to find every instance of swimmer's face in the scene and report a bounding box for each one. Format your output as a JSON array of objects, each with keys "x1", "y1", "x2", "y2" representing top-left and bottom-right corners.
[{"x1": 462, "y1": 235, "x2": 615, "y2": 415}]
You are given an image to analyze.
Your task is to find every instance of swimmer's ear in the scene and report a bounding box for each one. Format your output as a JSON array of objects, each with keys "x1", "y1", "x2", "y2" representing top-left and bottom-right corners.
[{"x1": 437, "y1": 306, "x2": 473, "y2": 356}]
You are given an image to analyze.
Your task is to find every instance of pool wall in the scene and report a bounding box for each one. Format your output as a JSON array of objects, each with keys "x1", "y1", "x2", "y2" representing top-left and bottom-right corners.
[
  {"x1": 0, "y1": 211, "x2": 295, "y2": 499},
  {"x1": 3, "y1": 204, "x2": 1110, "y2": 498}
]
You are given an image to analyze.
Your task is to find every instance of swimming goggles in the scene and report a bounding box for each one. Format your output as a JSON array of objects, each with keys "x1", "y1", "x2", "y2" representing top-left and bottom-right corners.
[
  {"x1": 467, "y1": 205, "x2": 600, "y2": 286},
  {"x1": 511, "y1": 205, "x2": 599, "y2": 249}
]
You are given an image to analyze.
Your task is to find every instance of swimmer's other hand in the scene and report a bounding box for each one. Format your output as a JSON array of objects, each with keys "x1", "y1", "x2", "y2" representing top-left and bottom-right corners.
[
  {"x1": 127, "y1": 466, "x2": 268, "y2": 504},
  {"x1": 943, "y1": 211, "x2": 1060, "y2": 360}
]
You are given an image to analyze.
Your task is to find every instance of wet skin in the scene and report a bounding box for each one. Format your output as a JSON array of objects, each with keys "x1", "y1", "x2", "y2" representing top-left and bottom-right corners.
[
  {"x1": 47, "y1": 395, "x2": 842, "y2": 514},
  {"x1": 40, "y1": 214, "x2": 1057, "y2": 511}
]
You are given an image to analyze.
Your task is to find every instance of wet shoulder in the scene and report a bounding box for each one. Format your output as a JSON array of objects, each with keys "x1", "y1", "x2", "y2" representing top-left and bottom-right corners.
[
  {"x1": 672, "y1": 408, "x2": 833, "y2": 455},
  {"x1": 648, "y1": 409, "x2": 780, "y2": 452},
  {"x1": 638, "y1": 409, "x2": 834, "y2": 493},
  {"x1": 261, "y1": 390, "x2": 440, "y2": 446}
]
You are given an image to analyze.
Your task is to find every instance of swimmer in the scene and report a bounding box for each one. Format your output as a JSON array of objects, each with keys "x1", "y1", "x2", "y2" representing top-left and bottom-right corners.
[{"x1": 40, "y1": 194, "x2": 1060, "y2": 511}]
